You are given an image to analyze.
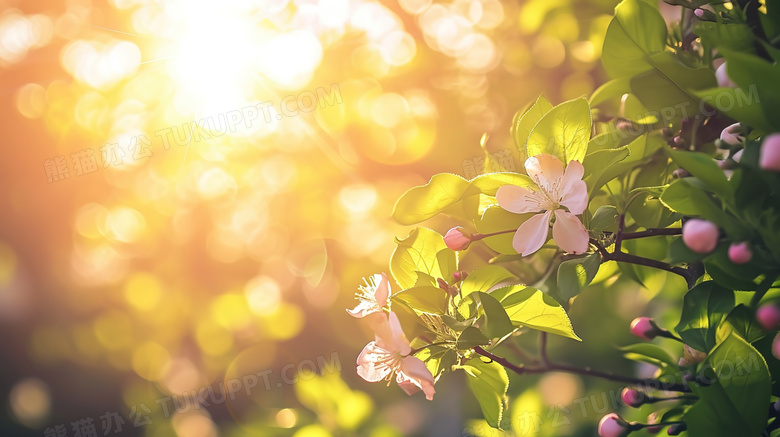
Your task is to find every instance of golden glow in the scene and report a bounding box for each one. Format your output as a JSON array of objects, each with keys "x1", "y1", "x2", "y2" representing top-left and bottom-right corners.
[
  {"x1": 166, "y1": 4, "x2": 261, "y2": 102},
  {"x1": 4, "y1": 0, "x2": 616, "y2": 433},
  {"x1": 9, "y1": 378, "x2": 51, "y2": 426},
  {"x1": 123, "y1": 273, "x2": 162, "y2": 311},
  {"x1": 132, "y1": 342, "x2": 171, "y2": 381},
  {"x1": 276, "y1": 408, "x2": 298, "y2": 428}
]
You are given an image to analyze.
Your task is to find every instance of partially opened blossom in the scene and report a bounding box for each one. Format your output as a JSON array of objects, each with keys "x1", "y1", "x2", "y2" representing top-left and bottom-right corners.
[
  {"x1": 356, "y1": 311, "x2": 436, "y2": 400},
  {"x1": 496, "y1": 154, "x2": 589, "y2": 256},
  {"x1": 347, "y1": 273, "x2": 390, "y2": 318}
]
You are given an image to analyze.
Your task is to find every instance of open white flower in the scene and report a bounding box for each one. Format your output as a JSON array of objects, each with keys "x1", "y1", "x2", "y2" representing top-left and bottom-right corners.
[
  {"x1": 496, "y1": 153, "x2": 589, "y2": 256},
  {"x1": 356, "y1": 311, "x2": 435, "y2": 400},
  {"x1": 347, "y1": 273, "x2": 390, "y2": 318}
]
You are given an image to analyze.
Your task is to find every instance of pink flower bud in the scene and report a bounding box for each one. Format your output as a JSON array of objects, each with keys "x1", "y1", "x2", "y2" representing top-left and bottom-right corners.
[
  {"x1": 598, "y1": 413, "x2": 630, "y2": 437},
  {"x1": 444, "y1": 227, "x2": 472, "y2": 251},
  {"x1": 757, "y1": 304, "x2": 780, "y2": 331},
  {"x1": 728, "y1": 242, "x2": 752, "y2": 264},
  {"x1": 719, "y1": 123, "x2": 743, "y2": 146},
  {"x1": 621, "y1": 388, "x2": 644, "y2": 408},
  {"x1": 760, "y1": 134, "x2": 780, "y2": 172},
  {"x1": 682, "y1": 219, "x2": 719, "y2": 254},
  {"x1": 716, "y1": 63, "x2": 737, "y2": 88},
  {"x1": 667, "y1": 423, "x2": 687, "y2": 435},
  {"x1": 453, "y1": 271, "x2": 467, "y2": 282},
  {"x1": 694, "y1": 8, "x2": 704, "y2": 18},
  {"x1": 773, "y1": 333, "x2": 780, "y2": 359},
  {"x1": 630, "y1": 317, "x2": 659, "y2": 340}
]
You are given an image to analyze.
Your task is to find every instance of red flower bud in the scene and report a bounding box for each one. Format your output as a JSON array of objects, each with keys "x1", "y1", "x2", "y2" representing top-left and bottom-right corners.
[
  {"x1": 444, "y1": 227, "x2": 472, "y2": 251},
  {"x1": 620, "y1": 388, "x2": 644, "y2": 408},
  {"x1": 760, "y1": 134, "x2": 780, "y2": 172},
  {"x1": 598, "y1": 413, "x2": 630, "y2": 437},
  {"x1": 757, "y1": 304, "x2": 780, "y2": 331},
  {"x1": 682, "y1": 219, "x2": 719, "y2": 254},
  {"x1": 630, "y1": 317, "x2": 659, "y2": 340},
  {"x1": 728, "y1": 242, "x2": 752, "y2": 264}
]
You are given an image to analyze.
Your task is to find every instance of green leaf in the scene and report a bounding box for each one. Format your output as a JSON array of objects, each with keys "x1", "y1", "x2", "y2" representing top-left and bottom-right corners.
[
  {"x1": 716, "y1": 304, "x2": 766, "y2": 344},
  {"x1": 466, "y1": 292, "x2": 515, "y2": 340},
  {"x1": 584, "y1": 135, "x2": 662, "y2": 198},
  {"x1": 704, "y1": 246, "x2": 764, "y2": 291},
  {"x1": 665, "y1": 147, "x2": 731, "y2": 200},
  {"x1": 415, "y1": 345, "x2": 457, "y2": 380},
  {"x1": 457, "y1": 358, "x2": 509, "y2": 429},
  {"x1": 392, "y1": 173, "x2": 533, "y2": 226},
  {"x1": 556, "y1": 253, "x2": 601, "y2": 300},
  {"x1": 526, "y1": 98, "x2": 592, "y2": 164},
  {"x1": 390, "y1": 227, "x2": 457, "y2": 290},
  {"x1": 475, "y1": 205, "x2": 529, "y2": 255},
  {"x1": 629, "y1": 52, "x2": 717, "y2": 125},
  {"x1": 589, "y1": 205, "x2": 619, "y2": 232},
  {"x1": 392, "y1": 285, "x2": 448, "y2": 315},
  {"x1": 441, "y1": 314, "x2": 474, "y2": 332},
  {"x1": 457, "y1": 326, "x2": 491, "y2": 349},
  {"x1": 492, "y1": 286, "x2": 581, "y2": 341},
  {"x1": 590, "y1": 77, "x2": 632, "y2": 107},
  {"x1": 602, "y1": 0, "x2": 667, "y2": 78},
  {"x1": 461, "y1": 265, "x2": 516, "y2": 296},
  {"x1": 719, "y1": 49, "x2": 780, "y2": 131},
  {"x1": 674, "y1": 281, "x2": 735, "y2": 352},
  {"x1": 511, "y1": 95, "x2": 553, "y2": 154},
  {"x1": 666, "y1": 236, "x2": 707, "y2": 265},
  {"x1": 695, "y1": 21, "x2": 756, "y2": 54},
  {"x1": 693, "y1": 87, "x2": 771, "y2": 133},
  {"x1": 684, "y1": 334, "x2": 771, "y2": 437},
  {"x1": 619, "y1": 343, "x2": 677, "y2": 368},
  {"x1": 660, "y1": 178, "x2": 740, "y2": 234}
]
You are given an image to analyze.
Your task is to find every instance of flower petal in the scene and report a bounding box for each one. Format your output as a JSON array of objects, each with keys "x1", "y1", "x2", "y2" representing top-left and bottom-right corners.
[
  {"x1": 381, "y1": 311, "x2": 411, "y2": 355},
  {"x1": 366, "y1": 312, "x2": 394, "y2": 349},
  {"x1": 375, "y1": 273, "x2": 390, "y2": 307},
  {"x1": 397, "y1": 378, "x2": 421, "y2": 397},
  {"x1": 552, "y1": 210, "x2": 589, "y2": 254},
  {"x1": 512, "y1": 211, "x2": 552, "y2": 256},
  {"x1": 496, "y1": 185, "x2": 543, "y2": 214},
  {"x1": 560, "y1": 180, "x2": 588, "y2": 215},
  {"x1": 356, "y1": 341, "x2": 394, "y2": 382},
  {"x1": 398, "y1": 356, "x2": 436, "y2": 400},
  {"x1": 346, "y1": 301, "x2": 375, "y2": 318},
  {"x1": 525, "y1": 154, "x2": 563, "y2": 192},
  {"x1": 561, "y1": 160, "x2": 584, "y2": 192}
]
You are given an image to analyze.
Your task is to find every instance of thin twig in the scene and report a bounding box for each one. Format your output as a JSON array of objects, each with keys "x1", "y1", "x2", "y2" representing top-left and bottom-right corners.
[{"x1": 473, "y1": 347, "x2": 691, "y2": 392}]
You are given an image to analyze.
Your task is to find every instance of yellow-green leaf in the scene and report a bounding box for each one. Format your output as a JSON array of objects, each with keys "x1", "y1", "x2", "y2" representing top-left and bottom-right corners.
[{"x1": 527, "y1": 98, "x2": 592, "y2": 164}]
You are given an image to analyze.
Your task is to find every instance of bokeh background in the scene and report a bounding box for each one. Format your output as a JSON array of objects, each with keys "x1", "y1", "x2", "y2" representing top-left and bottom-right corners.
[{"x1": 0, "y1": 0, "x2": 687, "y2": 435}]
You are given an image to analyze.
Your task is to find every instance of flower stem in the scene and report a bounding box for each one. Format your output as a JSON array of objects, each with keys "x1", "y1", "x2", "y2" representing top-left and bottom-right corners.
[
  {"x1": 473, "y1": 346, "x2": 691, "y2": 393},
  {"x1": 539, "y1": 332, "x2": 550, "y2": 366},
  {"x1": 408, "y1": 341, "x2": 455, "y2": 356},
  {"x1": 472, "y1": 229, "x2": 515, "y2": 240},
  {"x1": 645, "y1": 394, "x2": 698, "y2": 404},
  {"x1": 614, "y1": 214, "x2": 625, "y2": 254},
  {"x1": 590, "y1": 239, "x2": 698, "y2": 289},
  {"x1": 620, "y1": 228, "x2": 682, "y2": 240}
]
